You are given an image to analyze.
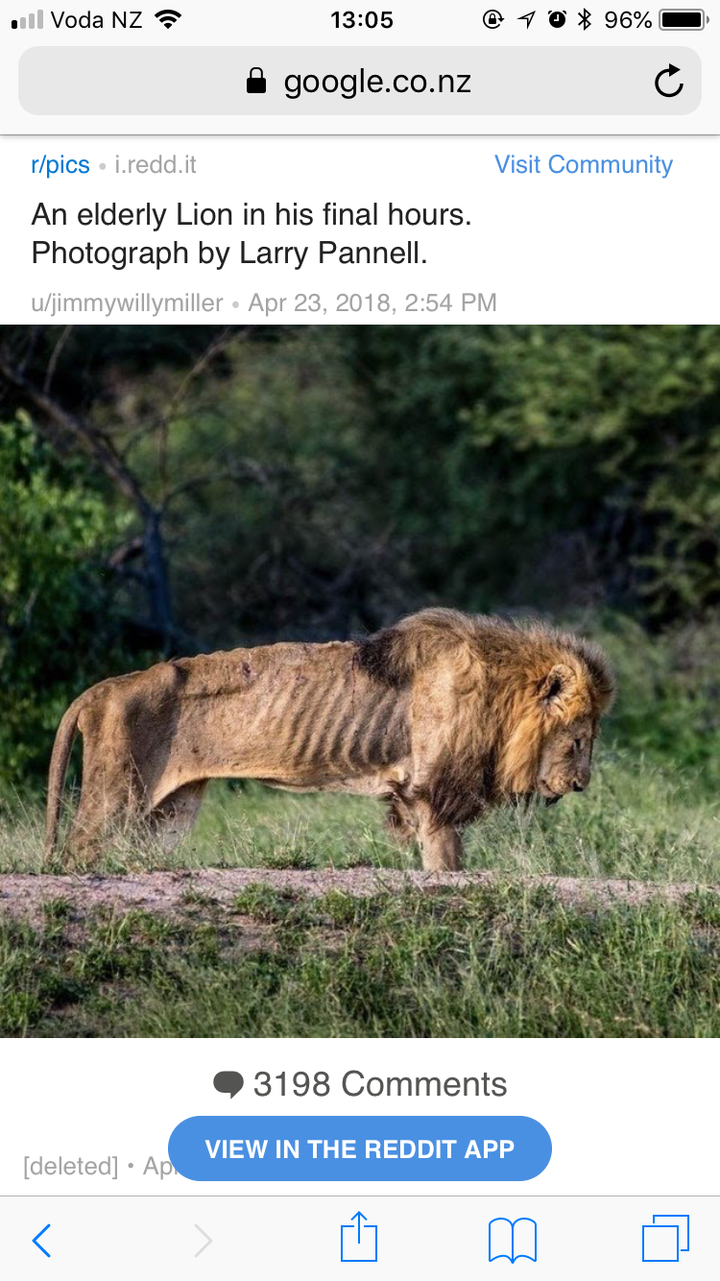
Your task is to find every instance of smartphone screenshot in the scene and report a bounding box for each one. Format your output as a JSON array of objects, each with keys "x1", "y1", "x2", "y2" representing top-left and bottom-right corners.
[{"x1": 0, "y1": 0, "x2": 717, "y2": 1276}]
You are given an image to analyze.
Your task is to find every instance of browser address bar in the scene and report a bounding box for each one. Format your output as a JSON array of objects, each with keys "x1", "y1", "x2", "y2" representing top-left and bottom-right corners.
[{"x1": 19, "y1": 45, "x2": 700, "y2": 116}]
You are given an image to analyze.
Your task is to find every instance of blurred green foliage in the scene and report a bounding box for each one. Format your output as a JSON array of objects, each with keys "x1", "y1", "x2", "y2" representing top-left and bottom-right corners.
[
  {"x1": 0, "y1": 417, "x2": 127, "y2": 783},
  {"x1": 0, "y1": 324, "x2": 718, "y2": 786},
  {"x1": 347, "y1": 325, "x2": 720, "y2": 615}
]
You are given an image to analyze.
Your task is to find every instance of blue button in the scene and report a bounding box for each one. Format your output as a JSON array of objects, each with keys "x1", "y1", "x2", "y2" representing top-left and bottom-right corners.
[{"x1": 168, "y1": 1116, "x2": 551, "y2": 1181}]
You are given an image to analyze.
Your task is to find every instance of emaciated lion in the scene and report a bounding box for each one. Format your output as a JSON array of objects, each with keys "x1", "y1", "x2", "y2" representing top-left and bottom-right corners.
[{"x1": 46, "y1": 608, "x2": 615, "y2": 869}]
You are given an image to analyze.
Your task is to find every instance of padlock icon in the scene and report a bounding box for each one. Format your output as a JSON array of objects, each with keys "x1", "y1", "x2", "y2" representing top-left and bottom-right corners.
[{"x1": 246, "y1": 67, "x2": 267, "y2": 94}]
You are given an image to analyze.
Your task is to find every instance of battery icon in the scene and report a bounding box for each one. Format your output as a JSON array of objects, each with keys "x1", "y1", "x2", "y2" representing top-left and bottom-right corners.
[{"x1": 659, "y1": 8, "x2": 705, "y2": 27}]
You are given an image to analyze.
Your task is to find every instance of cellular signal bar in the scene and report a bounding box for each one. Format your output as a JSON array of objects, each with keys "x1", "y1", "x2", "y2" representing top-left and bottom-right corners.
[{"x1": 11, "y1": 9, "x2": 44, "y2": 28}]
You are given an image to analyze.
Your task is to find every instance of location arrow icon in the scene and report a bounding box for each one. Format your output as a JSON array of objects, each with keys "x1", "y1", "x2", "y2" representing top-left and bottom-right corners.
[
  {"x1": 32, "y1": 1224, "x2": 51, "y2": 1257},
  {"x1": 194, "y1": 1224, "x2": 213, "y2": 1257},
  {"x1": 518, "y1": 9, "x2": 536, "y2": 23}
]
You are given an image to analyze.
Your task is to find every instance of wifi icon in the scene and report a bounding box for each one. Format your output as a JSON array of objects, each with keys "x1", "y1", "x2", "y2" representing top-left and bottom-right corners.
[{"x1": 155, "y1": 8, "x2": 181, "y2": 27}]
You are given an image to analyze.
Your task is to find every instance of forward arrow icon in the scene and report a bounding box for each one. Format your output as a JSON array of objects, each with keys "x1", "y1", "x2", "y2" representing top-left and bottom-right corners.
[{"x1": 194, "y1": 1224, "x2": 213, "y2": 1257}]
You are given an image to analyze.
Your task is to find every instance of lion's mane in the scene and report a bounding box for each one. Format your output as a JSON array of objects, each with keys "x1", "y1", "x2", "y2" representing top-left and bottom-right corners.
[{"x1": 356, "y1": 608, "x2": 615, "y2": 827}]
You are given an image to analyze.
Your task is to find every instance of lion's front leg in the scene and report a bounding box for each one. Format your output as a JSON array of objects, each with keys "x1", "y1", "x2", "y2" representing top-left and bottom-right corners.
[
  {"x1": 383, "y1": 794, "x2": 418, "y2": 846},
  {"x1": 415, "y1": 800, "x2": 463, "y2": 872},
  {"x1": 420, "y1": 826, "x2": 463, "y2": 872}
]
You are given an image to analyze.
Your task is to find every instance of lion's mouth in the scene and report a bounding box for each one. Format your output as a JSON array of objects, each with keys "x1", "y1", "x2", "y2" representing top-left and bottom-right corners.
[
  {"x1": 511, "y1": 790, "x2": 562, "y2": 808},
  {"x1": 538, "y1": 778, "x2": 563, "y2": 805},
  {"x1": 538, "y1": 780, "x2": 563, "y2": 805}
]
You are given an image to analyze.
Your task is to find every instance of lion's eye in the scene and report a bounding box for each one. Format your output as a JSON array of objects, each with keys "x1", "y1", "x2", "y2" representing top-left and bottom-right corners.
[{"x1": 574, "y1": 738, "x2": 583, "y2": 752}]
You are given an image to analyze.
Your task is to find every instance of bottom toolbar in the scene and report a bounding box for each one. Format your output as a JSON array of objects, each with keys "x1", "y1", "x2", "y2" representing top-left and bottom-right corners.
[{"x1": 4, "y1": 1196, "x2": 716, "y2": 1279}]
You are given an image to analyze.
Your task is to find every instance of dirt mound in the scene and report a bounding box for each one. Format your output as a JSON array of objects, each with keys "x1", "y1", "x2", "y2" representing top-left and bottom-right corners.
[{"x1": 0, "y1": 866, "x2": 715, "y2": 927}]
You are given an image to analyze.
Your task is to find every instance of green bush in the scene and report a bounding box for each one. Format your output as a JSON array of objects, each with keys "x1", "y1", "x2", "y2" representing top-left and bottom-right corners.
[
  {"x1": 599, "y1": 613, "x2": 720, "y2": 787},
  {"x1": 0, "y1": 417, "x2": 125, "y2": 783}
]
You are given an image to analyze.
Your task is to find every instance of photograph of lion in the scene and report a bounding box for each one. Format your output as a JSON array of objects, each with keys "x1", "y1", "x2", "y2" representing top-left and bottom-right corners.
[
  {"x1": 0, "y1": 323, "x2": 718, "y2": 1039},
  {"x1": 46, "y1": 610, "x2": 614, "y2": 871}
]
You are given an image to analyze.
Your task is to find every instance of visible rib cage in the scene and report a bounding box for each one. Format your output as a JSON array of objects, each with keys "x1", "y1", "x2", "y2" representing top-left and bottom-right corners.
[{"x1": 239, "y1": 655, "x2": 410, "y2": 778}]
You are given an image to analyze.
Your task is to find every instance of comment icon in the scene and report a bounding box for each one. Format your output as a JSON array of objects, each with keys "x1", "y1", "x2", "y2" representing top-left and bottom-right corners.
[{"x1": 213, "y1": 1071, "x2": 244, "y2": 1099}]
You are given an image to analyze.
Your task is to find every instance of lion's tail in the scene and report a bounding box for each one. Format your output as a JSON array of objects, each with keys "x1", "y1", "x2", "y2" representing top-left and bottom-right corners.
[{"x1": 45, "y1": 696, "x2": 84, "y2": 858}]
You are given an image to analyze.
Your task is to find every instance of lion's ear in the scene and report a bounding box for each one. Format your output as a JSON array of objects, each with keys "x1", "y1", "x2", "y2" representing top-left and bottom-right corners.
[{"x1": 538, "y1": 662, "x2": 577, "y2": 710}]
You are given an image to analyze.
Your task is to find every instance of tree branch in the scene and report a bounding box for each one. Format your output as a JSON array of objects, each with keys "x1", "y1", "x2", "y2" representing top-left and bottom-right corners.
[
  {"x1": 155, "y1": 326, "x2": 249, "y2": 497},
  {"x1": 43, "y1": 325, "x2": 74, "y2": 394}
]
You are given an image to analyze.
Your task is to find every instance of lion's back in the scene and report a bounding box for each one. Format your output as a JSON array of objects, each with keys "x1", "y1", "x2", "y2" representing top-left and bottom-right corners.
[{"x1": 110, "y1": 639, "x2": 409, "y2": 782}]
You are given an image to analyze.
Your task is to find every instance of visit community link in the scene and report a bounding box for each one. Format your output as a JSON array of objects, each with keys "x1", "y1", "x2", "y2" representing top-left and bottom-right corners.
[{"x1": 495, "y1": 153, "x2": 674, "y2": 177}]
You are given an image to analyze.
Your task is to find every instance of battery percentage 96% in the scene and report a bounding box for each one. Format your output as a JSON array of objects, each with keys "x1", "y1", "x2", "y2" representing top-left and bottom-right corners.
[{"x1": 605, "y1": 9, "x2": 653, "y2": 24}]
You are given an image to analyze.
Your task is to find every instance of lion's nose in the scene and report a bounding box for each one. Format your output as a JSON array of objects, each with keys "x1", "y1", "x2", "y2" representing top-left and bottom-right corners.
[{"x1": 572, "y1": 779, "x2": 585, "y2": 792}]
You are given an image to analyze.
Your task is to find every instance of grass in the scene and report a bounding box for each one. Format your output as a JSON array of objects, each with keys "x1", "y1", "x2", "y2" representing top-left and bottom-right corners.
[
  {"x1": 0, "y1": 884, "x2": 718, "y2": 1037},
  {"x1": 0, "y1": 744, "x2": 718, "y2": 1039},
  {"x1": 1, "y1": 748, "x2": 718, "y2": 883}
]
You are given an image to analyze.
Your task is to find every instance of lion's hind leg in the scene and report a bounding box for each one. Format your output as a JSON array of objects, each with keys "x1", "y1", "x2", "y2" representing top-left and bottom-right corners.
[
  {"x1": 64, "y1": 769, "x2": 145, "y2": 868},
  {"x1": 147, "y1": 781, "x2": 208, "y2": 854}
]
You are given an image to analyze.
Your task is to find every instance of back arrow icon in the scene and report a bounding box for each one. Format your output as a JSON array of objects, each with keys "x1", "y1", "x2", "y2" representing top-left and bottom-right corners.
[
  {"x1": 32, "y1": 1224, "x2": 51, "y2": 1257},
  {"x1": 194, "y1": 1224, "x2": 213, "y2": 1257},
  {"x1": 655, "y1": 63, "x2": 683, "y2": 96}
]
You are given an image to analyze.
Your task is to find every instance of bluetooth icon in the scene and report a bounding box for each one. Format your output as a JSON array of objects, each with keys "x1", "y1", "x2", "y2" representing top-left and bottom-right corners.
[{"x1": 578, "y1": 6, "x2": 591, "y2": 25}]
